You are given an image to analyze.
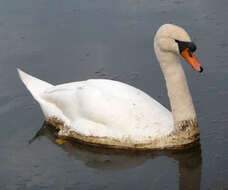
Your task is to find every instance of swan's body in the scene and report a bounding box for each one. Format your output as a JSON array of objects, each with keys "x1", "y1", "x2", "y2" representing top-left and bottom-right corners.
[{"x1": 18, "y1": 24, "x2": 202, "y2": 149}]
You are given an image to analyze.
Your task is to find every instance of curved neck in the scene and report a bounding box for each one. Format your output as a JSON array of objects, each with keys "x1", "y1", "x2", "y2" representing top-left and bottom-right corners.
[{"x1": 156, "y1": 51, "x2": 197, "y2": 129}]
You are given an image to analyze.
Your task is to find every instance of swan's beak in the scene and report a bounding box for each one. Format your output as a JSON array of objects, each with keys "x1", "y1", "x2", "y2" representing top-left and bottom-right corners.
[{"x1": 181, "y1": 48, "x2": 203, "y2": 73}]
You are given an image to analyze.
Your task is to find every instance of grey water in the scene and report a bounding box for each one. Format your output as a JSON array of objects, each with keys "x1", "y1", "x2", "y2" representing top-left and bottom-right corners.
[{"x1": 0, "y1": 0, "x2": 227, "y2": 189}]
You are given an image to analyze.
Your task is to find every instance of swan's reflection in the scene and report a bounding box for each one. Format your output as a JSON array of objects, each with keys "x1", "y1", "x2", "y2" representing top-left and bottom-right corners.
[{"x1": 30, "y1": 122, "x2": 202, "y2": 190}]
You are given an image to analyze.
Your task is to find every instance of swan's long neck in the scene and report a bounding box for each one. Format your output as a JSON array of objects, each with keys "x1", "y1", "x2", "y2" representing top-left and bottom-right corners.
[{"x1": 156, "y1": 50, "x2": 197, "y2": 130}]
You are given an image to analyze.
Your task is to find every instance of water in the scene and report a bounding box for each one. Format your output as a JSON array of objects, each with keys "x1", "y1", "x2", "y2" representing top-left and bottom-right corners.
[{"x1": 0, "y1": 0, "x2": 227, "y2": 189}]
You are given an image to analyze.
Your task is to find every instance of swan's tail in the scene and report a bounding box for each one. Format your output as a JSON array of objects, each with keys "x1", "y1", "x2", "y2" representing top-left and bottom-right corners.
[{"x1": 17, "y1": 68, "x2": 53, "y2": 101}]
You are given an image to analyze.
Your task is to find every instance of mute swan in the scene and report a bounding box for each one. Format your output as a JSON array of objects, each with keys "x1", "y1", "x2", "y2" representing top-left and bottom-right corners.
[{"x1": 18, "y1": 24, "x2": 203, "y2": 150}]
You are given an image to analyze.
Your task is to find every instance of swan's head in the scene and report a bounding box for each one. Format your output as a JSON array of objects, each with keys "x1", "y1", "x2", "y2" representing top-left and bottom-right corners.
[{"x1": 154, "y1": 24, "x2": 203, "y2": 72}]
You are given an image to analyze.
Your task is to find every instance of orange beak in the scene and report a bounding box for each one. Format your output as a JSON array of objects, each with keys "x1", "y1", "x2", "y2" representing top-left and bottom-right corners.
[{"x1": 181, "y1": 48, "x2": 203, "y2": 72}]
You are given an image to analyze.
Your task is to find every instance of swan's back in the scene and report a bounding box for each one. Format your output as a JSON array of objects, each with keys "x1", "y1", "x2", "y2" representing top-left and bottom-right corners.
[{"x1": 18, "y1": 69, "x2": 174, "y2": 143}]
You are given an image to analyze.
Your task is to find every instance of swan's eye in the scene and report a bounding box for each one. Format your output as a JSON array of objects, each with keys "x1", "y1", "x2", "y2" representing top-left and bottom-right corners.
[{"x1": 175, "y1": 40, "x2": 197, "y2": 53}]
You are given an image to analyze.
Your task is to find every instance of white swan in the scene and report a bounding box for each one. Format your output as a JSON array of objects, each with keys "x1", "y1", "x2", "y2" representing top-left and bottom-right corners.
[{"x1": 18, "y1": 24, "x2": 203, "y2": 150}]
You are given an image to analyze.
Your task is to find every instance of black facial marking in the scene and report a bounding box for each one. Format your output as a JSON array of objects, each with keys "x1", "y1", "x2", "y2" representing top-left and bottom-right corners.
[
  {"x1": 175, "y1": 39, "x2": 197, "y2": 53},
  {"x1": 187, "y1": 48, "x2": 192, "y2": 57}
]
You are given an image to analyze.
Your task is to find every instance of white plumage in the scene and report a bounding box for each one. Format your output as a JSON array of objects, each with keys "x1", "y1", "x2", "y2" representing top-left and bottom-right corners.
[
  {"x1": 18, "y1": 69, "x2": 173, "y2": 143},
  {"x1": 17, "y1": 24, "x2": 202, "y2": 148}
]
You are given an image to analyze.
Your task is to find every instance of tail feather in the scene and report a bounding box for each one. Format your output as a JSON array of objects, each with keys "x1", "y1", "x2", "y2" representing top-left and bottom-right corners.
[{"x1": 17, "y1": 68, "x2": 53, "y2": 100}]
